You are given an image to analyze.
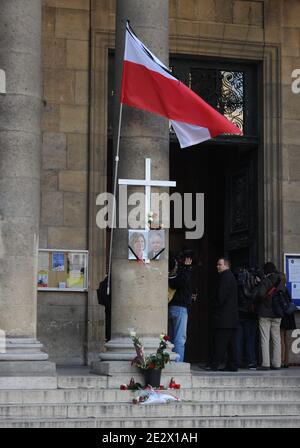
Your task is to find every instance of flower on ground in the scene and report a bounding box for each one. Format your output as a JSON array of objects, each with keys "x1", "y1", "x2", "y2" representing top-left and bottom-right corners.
[
  {"x1": 169, "y1": 377, "x2": 181, "y2": 389},
  {"x1": 130, "y1": 332, "x2": 171, "y2": 370},
  {"x1": 119, "y1": 378, "x2": 142, "y2": 391}
]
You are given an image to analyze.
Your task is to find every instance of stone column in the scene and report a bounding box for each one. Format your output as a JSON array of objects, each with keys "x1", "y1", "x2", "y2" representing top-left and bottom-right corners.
[
  {"x1": 100, "y1": 0, "x2": 170, "y2": 361},
  {"x1": 0, "y1": 0, "x2": 55, "y2": 375}
]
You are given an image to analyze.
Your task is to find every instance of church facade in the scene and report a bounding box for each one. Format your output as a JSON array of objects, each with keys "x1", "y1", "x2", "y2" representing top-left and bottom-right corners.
[{"x1": 0, "y1": 0, "x2": 299, "y2": 370}]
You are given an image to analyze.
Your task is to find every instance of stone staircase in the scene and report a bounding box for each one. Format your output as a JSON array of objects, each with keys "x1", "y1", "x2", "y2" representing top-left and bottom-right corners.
[{"x1": 0, "y1": 367, "x2": 299, "y2": 428}]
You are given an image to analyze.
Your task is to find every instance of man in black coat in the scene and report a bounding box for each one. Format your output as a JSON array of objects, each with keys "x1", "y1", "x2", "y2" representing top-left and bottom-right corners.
[{"x1": 207, "y1": 257, "x2": 239, "y2": 371}]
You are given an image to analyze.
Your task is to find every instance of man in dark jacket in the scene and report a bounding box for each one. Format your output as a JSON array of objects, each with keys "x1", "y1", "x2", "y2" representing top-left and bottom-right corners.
[
  {"x1": 207, "y1": 257, "x2": 239, "y2": 371},
  {"x1": 168, "y1": 250, "x2": 193, "y2": 362},
  {"x1": 254, "y1": 262, "x2": 282, "y2": 370}
]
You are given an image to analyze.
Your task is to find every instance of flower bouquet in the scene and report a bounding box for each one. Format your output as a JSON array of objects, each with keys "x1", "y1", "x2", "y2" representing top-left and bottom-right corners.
[
  {"x1": 132, "y1": 386, "x2": 180, "y2": 405},
  {"x1": 147, "y1": 211, "x2": 164, "y2": 230},
  {"x1": 130, "y1": 331, "x2": 171, "y2": 387}
]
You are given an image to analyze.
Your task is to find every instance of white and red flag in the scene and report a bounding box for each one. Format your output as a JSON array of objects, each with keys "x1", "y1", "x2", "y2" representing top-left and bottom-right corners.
[{"x1": 121, "y1": 23, "x2": 242, "y2": 148}]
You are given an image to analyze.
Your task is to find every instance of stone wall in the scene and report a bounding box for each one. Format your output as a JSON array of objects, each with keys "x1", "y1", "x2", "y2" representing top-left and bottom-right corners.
[
  {"x1": 38, "y1": 0, "x2": 300, "y2": 364},
  {"x1": 37, "y1": 292, "x2": 87, "y2": 365},
  {"x1": 281, "y1": 0, "x2": 300, "y2": 252},
  {"x1": 41, "y1": 0, "x2": 90, "y2": 250},
  {"x1": 281, "y1": 0, "x2": 300, "y2": 362},
  {"x1": 39, "y1": 0, "x2": 101, "y2": 365}
]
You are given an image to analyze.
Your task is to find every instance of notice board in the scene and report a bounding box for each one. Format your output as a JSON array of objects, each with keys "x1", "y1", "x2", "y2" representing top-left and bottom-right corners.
[{"x1": 284, "y1": 253, "x2": 300, "y2": 309}]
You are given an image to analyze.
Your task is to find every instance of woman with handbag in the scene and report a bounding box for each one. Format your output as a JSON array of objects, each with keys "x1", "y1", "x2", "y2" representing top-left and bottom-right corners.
[{"x1": 280, "y1": 284, "x2": 296, "y2": 368}]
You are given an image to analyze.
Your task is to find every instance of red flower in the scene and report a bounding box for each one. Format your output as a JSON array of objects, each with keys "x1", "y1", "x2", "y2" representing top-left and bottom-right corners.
[
  {"x1": 169, "y1": 377, "x2": 176, "y2": 388},
  {"x1": 168, "y1": 377, "x2": 180, "y2": 389},
  {"x1": 120, "y1": 384, "x2": 127, "y2": 390},
  {"x1": 148, "y1": 363, "x2": 156, "y2": 369},
  {"x1": 163, "y1": 335, "x2": 170, "y2": 341}
]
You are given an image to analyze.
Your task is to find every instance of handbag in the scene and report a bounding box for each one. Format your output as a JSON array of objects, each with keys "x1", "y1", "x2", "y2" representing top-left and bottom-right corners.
[
  {"x1": 286, "y1": 301, "x2": 298, "y2": 315},
  {"x1": 168, "y1": 287, "x2": 176, "y2": 303}
]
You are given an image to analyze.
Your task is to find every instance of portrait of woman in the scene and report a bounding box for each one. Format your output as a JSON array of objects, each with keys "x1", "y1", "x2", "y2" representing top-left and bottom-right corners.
[{"x1": 128, "y1": 231, "x2": 148, "y2": 260}]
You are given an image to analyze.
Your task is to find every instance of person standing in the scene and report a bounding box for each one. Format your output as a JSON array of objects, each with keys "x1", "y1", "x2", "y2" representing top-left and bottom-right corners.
[
  {"x1": 280, "y1": 287, "x2": 296, "y2": 368},
  {"x1": 207, "y1": 257, "x2": 239, "y2": 371},
  {"x1": 97, "y1": 275, "x2": 111, "y2": 341},
  {"x1": 235, "y1": 268, "x2": 260, "y2": 370},
  {"x1": 255, "y1": 262, "x2": 282, "y2": 370},
  {"x1": 168, "y1": 250, "x2": 193, "y2": 362}
]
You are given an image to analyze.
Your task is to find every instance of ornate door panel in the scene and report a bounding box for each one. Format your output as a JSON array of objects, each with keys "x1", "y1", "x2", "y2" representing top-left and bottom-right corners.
[{"x1": 224, "y1": 147, "x2": 258, "y2": 269}]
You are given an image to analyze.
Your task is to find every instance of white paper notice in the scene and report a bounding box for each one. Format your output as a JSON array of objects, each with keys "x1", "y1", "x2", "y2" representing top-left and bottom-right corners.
[
  {"x1": 38, "y1": 252, "x2": 49, "y2": 270},
  {"x1": 288, "y1": 258, "x2": 300, "y2": 283},
  {"x1": 292, "y1": 283, "x2": 300, "y2": 300}
]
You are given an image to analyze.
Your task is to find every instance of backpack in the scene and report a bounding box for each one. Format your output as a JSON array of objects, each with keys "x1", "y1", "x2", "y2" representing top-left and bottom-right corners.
[
  {"x1": 271, "y1": 289, "x2": 297, "y2": 318},
  {"x1": 97, "y1": 276, "x2": 110, "y2": 306}
]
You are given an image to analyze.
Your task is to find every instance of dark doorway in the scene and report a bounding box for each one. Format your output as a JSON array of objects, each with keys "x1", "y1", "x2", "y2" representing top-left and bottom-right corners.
[
  {"x1": 169, "y1": 141, "x2": 261, "y2": 363},
  {"x1": 168, "y1": 55, "x2": 262, "y2": 364}
]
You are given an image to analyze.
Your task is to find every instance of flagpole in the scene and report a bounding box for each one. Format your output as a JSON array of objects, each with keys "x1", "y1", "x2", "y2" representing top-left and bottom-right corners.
[
  {"x1": 106, "y1": 19, "x2": 128, "y2": 296},
  {"x1": 107, "y1": 102, "x2": 123, "y2": 295}
]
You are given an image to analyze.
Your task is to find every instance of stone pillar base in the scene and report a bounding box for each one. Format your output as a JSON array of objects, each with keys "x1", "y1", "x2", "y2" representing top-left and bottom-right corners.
[
  {"x1": 0, "y1": 361, "x2": 56, "y2": 376},
  {"x1": 99, "y1": 336, "x2": 178, "y2": 362},
  {"x1": 0, "y1": 338, "x2": 56, "y2": 376},
  {"x1": 91, "y1": 361, "x2": 192, "y2": 388}
]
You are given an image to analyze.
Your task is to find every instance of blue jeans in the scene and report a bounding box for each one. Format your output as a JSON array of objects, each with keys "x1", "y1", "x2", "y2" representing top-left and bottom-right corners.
[
  {"x1": 237, "y1": 318, "x2": 257, "y2": 366},
  {"x1": 168, "y1": 306, "x2": 188, "y2": 362}
]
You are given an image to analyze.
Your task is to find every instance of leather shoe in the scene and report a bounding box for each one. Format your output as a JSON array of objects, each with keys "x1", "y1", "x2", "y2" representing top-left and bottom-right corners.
[
  {"x1": 219, "y1": 367, "x2": 238, "y2": 372},
  {"x1": 204, "y1": 366, "x2": 220, "y2": 371}
]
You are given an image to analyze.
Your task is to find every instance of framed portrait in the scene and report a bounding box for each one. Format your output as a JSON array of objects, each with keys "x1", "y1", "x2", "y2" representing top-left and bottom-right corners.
[
  {"x1": 128, "y1": 230, "x2": 148, "y2": 260},
  {"x1": 148, "y1": 230, "x2": 165, "y2": 260}
]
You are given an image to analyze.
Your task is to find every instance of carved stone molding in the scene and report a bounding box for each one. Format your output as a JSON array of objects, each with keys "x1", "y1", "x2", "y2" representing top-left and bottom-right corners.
[{"x1": 169, "y1": 35, "x2": 282, "y2": 264}]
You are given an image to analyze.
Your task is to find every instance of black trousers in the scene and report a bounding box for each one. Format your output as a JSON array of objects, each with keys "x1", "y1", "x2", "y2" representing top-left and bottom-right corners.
[
  {"x1": 105, "y1": 306, "x2": 111, "y2": 341},
  {"x1": 211, "y1": 328, "x2": 238, "y2": 370}
]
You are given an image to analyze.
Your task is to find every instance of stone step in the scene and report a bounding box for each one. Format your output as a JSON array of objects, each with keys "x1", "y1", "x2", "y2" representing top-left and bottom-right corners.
[
  {"x1": 60, "y1": 373, "x2": 300, "y2": 390},
  {"x1": 0, "y1": 377, "x2": 58, "y2": 390},
  {"x1": 0, "y1": 373, "x2": 299, "y2": 390},
  {"x1": 192, "y1": 375, "x2": 300, "y2": 388},
  {"x1": 57, "y1": 376, "x2": 107, "y2": 389},
  {"x1": 0, "y1": 401, "x2": 299, "y2": 419},
  {"x1": 0, "y1": 415, "x2": 300, "y2": 428},
  {"x1": 0, "y1": 386, "x2": 300, "y2": 404}
]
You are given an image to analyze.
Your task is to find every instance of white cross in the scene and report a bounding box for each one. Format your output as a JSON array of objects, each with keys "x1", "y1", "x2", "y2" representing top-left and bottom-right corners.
[
  {"x1": 0, "y1": 69, "x2": 6, "y2": 94},
  {"x1": 118, "y1": 158, "x2": 176, "y2": 228}
]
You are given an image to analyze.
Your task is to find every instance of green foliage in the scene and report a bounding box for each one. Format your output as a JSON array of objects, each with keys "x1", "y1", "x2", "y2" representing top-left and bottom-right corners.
[{"x1": 130, "y1": 333, "x2": 171, "y2": 370}]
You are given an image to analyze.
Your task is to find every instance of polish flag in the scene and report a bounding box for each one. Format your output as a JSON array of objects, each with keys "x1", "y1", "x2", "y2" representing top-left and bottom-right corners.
[{"x1": 121, "y1": 23, "x2": 242, "y2": 148}]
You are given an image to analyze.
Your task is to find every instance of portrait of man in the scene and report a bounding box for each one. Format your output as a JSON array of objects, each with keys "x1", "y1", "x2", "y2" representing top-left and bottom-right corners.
[{"x1": 148, "y1": 230, "x2": 165, "y2": 260}]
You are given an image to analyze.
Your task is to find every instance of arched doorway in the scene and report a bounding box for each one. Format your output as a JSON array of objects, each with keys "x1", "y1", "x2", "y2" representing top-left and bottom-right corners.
[{"x1": 169, "y1": 57, "x2": 262, "y2": 363}]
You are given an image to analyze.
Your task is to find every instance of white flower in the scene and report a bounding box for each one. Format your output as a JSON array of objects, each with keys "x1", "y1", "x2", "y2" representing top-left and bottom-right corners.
[{"x1": 128, "y1": 328, "x2": 136, "y2": 337}]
